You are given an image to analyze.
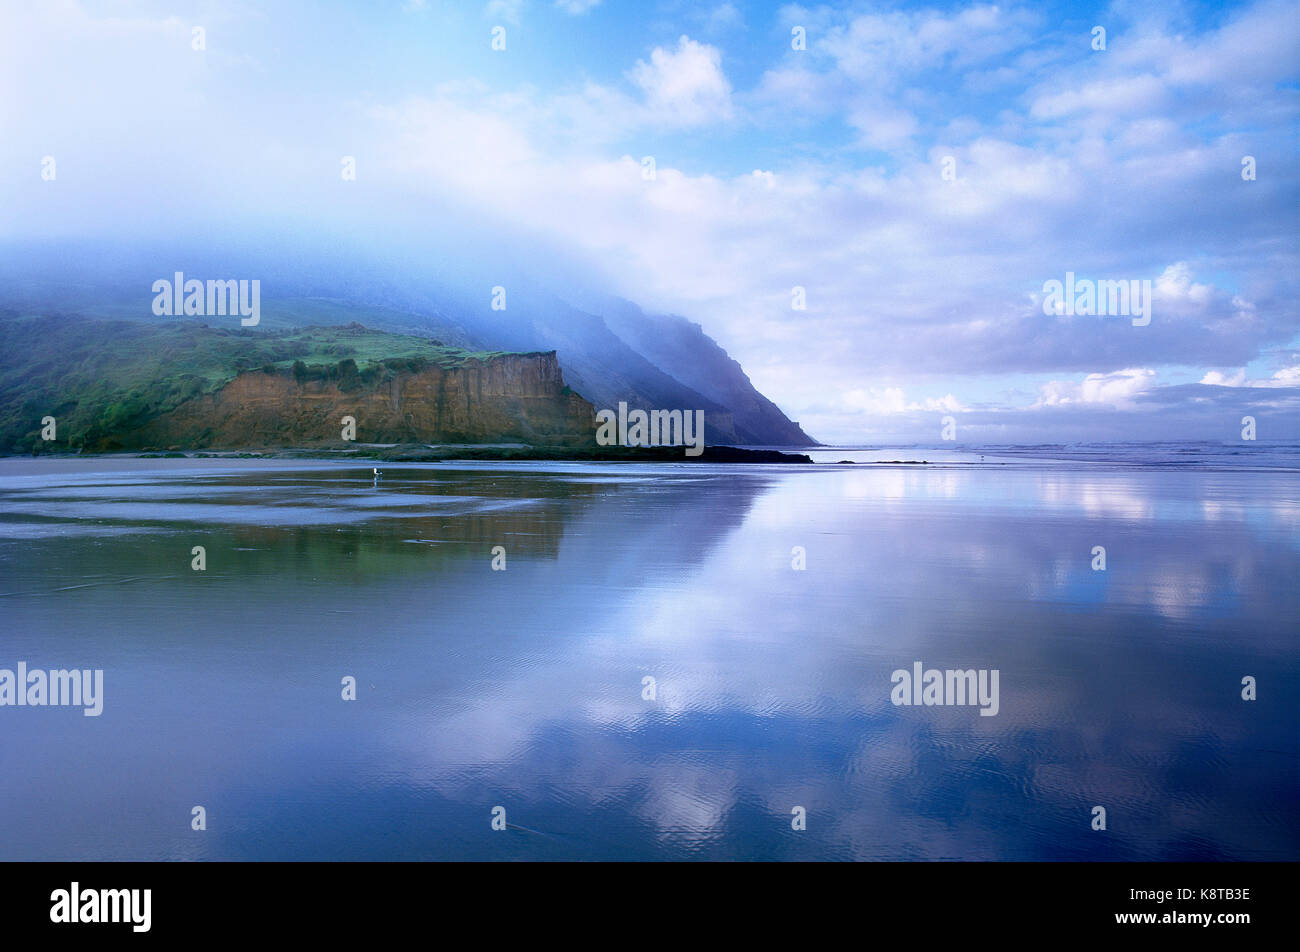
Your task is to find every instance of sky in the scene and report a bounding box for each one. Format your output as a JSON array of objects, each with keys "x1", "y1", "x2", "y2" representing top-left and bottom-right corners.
[{"x1": 1, "y1": 0, "x2": 1298, "y2": 443}]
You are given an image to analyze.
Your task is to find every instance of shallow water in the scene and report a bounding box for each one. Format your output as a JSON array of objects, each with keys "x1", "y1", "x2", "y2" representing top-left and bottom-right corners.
[{"x1": 0, "y1": 451, "x2": 1296, "y2": 860}]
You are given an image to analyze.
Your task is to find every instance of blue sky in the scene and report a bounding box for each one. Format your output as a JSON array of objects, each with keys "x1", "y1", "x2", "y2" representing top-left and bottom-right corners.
[{"x1": 2, "y1": 0, "x2": 1298, "y2": 442}]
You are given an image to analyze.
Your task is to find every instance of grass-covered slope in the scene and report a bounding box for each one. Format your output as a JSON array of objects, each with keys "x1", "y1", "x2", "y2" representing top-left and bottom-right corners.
[{"x1": 0, "y1": 313, "x2": 532, "y2": 452}]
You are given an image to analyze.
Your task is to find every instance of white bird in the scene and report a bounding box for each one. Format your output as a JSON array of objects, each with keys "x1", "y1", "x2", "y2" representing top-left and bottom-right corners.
[{"x1": 372, "y1": 468, "x2": 382, "y2": 477}]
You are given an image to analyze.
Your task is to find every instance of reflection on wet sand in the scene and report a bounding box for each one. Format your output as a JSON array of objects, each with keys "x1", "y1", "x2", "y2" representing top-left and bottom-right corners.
[{"x1": 0, "y1": 460, "x2": 1295, "y2": 860}]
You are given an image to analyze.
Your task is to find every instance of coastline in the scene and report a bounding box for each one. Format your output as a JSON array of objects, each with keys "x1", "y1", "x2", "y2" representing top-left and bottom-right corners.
[{"x1": 3, "y1": 443, "x2": 815, "y2": 465}]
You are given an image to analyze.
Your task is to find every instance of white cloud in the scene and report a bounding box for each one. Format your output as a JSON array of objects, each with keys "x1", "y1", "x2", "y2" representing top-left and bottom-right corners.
[
  {"x1": 847, "y1": 100, "x2": 918, "y2": 149},
  {"x1": 1154, "y1": 262, "x2": 1212, "y2": 304},
  {"x1": 822, "y1": 5, "x2": 1039, "y2": 81},
  {"x1": 1271, "y1": 366, "x2": 1300, "y2": 386},
  {"x1": 1035, "y1": 369, "x2": 1157, "y2": 408},
  {"x1": 1199, "y1": 369, "x2": 1248, "y2": 387},
  {"x1": 704, "y1": 3, "x2": 744, "y2": 32},
  {"x1": 1200, "y1": 365, "x2": 1300, "y2": 388},
  {"x1": 555, "y1": 0, "x2": 600, "y2": 13},
  {"x1": 842, "y1": 387, "x2": 966, "y2": 415},
  {"x1": 1030, "y1": 74, "x2": 1167, "y2": 120},
  {"x1": 485, "y1": 0, "x2": 525, "y2": 25},
  {"x1": 844, "y1": 387, "x2": 906, "y2": 415},
  {"x1": 751, "y1": 65, "x2": 832, "y2": 112},
  {"x1": 629, "y1": 36, "x2": 733, "y2": 126}
]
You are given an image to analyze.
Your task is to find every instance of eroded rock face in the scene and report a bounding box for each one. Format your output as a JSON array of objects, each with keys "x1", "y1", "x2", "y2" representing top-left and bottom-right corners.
[{"x1": 133, "y1": 352, "x2": 597, "y2": 448}]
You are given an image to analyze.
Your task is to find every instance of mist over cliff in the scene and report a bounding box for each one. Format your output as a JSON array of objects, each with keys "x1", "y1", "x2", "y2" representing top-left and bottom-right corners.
[{"x1": 0, "y1": 235, "x2": 814, "y2": 447}]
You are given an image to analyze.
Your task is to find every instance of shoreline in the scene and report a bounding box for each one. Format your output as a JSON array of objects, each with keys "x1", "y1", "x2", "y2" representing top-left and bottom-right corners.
[{"x1": 2, "y1": 443, "x2": 816, "y2": 465}]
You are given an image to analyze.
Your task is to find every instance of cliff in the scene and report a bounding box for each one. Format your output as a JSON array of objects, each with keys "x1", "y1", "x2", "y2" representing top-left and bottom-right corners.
[
  {"x1": 137, "y1": 353, "x2": 595, "y2": 449},
  {"x1": 598, "y1": 302, "x2": 815, "y2": 446},
  {"x1": 3, "y1": 240, "x2": 818, "y2": 446},
  {"x1": 0, "y1": 315, "x2": 596, "y2": 452}
]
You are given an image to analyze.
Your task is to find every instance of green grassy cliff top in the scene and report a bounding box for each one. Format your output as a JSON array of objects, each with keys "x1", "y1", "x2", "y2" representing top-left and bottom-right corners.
[{"x1": 0, "y1": 314, "x2": 538, "y2": 452}]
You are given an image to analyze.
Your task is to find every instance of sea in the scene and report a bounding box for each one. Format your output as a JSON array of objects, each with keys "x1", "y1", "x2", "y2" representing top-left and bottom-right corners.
[{"x1": 0, "y1": 442, "x2": 1296, "y2": 860}]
